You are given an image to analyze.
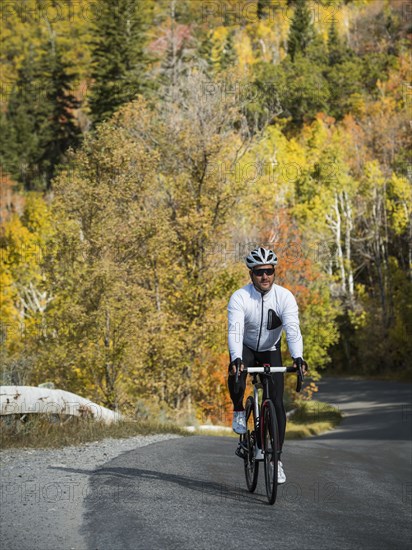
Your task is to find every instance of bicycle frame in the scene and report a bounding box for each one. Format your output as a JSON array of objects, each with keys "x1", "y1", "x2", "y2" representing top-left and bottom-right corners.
[
  {"x1": 249, "y1": 373, "x2": 267, "y2": 456},
  {"x1": 252, "y1": 378, "x2": 261, "y2": 448}
]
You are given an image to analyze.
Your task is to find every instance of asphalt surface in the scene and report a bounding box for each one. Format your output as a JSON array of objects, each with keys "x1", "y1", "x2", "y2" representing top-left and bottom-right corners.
[
  {"x1": 79, "y1": 378, "x2": 412, "y2": 550},
  {"x1": 2, "y1": 378, "x2": 411, "y2": 549}
]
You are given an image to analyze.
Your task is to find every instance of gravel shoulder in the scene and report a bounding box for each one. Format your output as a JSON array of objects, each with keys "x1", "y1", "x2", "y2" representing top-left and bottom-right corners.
[{"x1": 0, "y1": 433, "x2": 182, "y2": 550}]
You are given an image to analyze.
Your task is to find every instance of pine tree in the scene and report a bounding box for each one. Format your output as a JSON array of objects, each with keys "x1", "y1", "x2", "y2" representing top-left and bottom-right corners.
[
  {"x1": 287, "y1": 0, "x2": 315, "y2": 62},
  {"x1": 0, "y1": 48, "x2": 81, "y2": 191},
  {"x1": 0, "y1": 52, "x2": 45, "y2": 190},
  {"x1": 324, "y1": 16, "x2": 362, "y2": 119},
  {"x1": 257, "y1": 0, "x2": 272, "y2": 20},
  {"x1": 39, "y1": 49, "x2": 81, "y2": 186},
  {"x1": 327, "y1": 17, "x2": 343, "y2": 66},
  {"x1": 88, "y1": 0, "x2": 153, "y2": 124},
  {"x1": 195, "y1": 30, "x2": 215, "y2": 76},
  {"x1": 220, "y1": 30, "x2": 237, "y2": 71}
]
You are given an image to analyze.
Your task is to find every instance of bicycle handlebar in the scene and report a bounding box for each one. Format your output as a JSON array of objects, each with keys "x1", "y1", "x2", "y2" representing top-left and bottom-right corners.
[
  {"x1": 245, "y1": 366, "x2": 295, "y2": 373},
  {"x1": 241, "y1": 364, "x2": 304, "y2": 393},
  {"x1": 233, "y1": 361, "x2": 305, "y2": 393}
]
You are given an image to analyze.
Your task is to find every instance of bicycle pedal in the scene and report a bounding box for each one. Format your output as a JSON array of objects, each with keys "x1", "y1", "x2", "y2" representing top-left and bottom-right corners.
[{"x1": 235, "y1": 442, "x2": 247, "y2": 459}]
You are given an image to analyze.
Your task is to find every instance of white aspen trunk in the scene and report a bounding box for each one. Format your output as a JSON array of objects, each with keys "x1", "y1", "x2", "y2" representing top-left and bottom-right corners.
[
  {"x1": 342, "y1": 191, "x2": 354, "y2": 299},
  {"x1": 382, "y1": 180, "x2": 394, "y2": 323},
  {"x1": 187, "y1": 389, "x2": 192, "y2": 417},
  {"x1": 334, "y1": 194, "x2": 346, "y2": 296},
  {"x1": 373, "y1": 184, "x2": 387, "y2": 326}
]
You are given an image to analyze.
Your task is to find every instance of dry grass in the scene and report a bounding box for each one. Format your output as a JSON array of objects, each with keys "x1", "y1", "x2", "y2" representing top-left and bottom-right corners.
[
  {"x1": 0, "y1": 414, "x2": 188, "y2": 450},
  {"x1": 0, "y1": 400, "x2": 341, "y2": 449},
  {"x1": 192, "y1": 400, "x2": 342, "y2": 439},
  {"x1": 285, "y1": 400, "x2": 342, "y2": 439}
]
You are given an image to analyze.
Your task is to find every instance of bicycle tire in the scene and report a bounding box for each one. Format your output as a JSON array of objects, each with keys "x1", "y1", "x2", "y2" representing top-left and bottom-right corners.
[
  {"x1": 263, "y1": 399, "x2": 279, "y2": 505},
  {"x1": 242, "y1": 396, "x2": 259, "y2": 492}
]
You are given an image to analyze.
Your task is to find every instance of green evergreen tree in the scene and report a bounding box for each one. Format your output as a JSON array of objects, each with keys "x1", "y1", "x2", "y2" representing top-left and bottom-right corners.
[
  {"x1": 220, "y1": 30, "x2": 237, "y2": 71},
  {"x1": 257, "y1": 0, "x2": 272, "y2": 20},
  {"x1": 323, "y1": 18, "x2": 362, "y2": 120},
  {"x1": 88, "y1": 0, "x2": 153, "y2": 123},
  {"x1": 0, "y1": 52, "x2": 43, "y2": 189},
  {"x1": 0, "y1": 48, "x2": 81, "y2": 191},
  {"x1": 39, "y1": 49, "x2": 81, "y2": 186},
  {"x1": 195, "y1": 30, "x2": 215, "y2": 76},
  {"x1": 327, "y1": 17, "x2": 344, "y2": 66},
  {"x1": 287, "y1": 0, "x2": 315, "y2": 62}
]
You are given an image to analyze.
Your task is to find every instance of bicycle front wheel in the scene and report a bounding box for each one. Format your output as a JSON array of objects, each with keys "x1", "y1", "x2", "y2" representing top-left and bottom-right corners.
[
  {"x1": 263, "y1": 400, "x2": 279, "y2": 505},
  {"x1": 243, "y1": 396, "x2": 259, "y2": 492}
]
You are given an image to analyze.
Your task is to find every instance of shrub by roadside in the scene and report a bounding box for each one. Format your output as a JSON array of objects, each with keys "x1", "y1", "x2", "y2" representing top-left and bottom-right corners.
[{"x1": 286, "y1": 400, "x2": 342, "y2": 439}]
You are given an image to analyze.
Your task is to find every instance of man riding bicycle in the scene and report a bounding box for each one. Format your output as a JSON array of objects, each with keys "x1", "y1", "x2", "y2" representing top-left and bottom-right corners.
[{"x1": 227, "y1": 246, "x2": 307, "y2": 483}]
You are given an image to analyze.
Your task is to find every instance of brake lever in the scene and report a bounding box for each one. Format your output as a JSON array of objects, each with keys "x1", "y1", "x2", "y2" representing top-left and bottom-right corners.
[
  {"x1": 296, "y1": 366, "x2": 303, "y2": 393},
  {"x1": 295, "y1": 359, "x2": 304, "y2": 393}
]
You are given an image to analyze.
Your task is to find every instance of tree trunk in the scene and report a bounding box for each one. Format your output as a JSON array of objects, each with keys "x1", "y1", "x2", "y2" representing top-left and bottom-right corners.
[
  {"x1": 104, "y1": 309, "x2": 117, "y2": 410},
  {"x1": 342, "y1": 191, "x2": 354, "y2": 302},
  {"x1": 334, "y1": 193, "x2": 346, "y2": 296},
  {"x1": 372, "y1": 185, "x2": 388, "y2": 328}
]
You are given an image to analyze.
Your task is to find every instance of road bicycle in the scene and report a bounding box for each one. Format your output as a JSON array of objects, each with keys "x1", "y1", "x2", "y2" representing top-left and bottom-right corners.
[{"x1": 235, "y1": 361, "x2": 304, "y2": 505}]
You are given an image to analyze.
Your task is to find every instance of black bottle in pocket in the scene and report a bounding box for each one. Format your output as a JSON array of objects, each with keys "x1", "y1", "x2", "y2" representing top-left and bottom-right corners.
[{"x1": 267, "y1": 309, "x2": 282, "y2": 330}]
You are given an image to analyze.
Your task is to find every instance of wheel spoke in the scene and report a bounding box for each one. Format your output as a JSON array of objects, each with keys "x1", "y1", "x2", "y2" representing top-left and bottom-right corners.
[{"x1": 243, "y1": 396, "x2": 259, "y2": 492}]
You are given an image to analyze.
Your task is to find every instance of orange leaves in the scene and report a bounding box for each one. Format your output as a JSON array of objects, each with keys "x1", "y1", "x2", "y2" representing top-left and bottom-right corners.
[{"x1": 261, "y1": 207, "x2": 316, "y2": 303}]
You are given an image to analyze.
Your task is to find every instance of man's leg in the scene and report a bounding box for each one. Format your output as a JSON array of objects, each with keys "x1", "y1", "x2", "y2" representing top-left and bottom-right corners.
[{"x1": 227, "y1": 345, "x2": 255, "y2": 410}]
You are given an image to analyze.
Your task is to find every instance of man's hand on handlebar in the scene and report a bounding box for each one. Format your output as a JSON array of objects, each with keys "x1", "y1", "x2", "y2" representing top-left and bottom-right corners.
[
  {"x1": 229, "y1": 357, "x2": 244, "y2": 376},
  {"x1": 292, "y1": 357, "x2": 307, "y2": 393},
  {"x1": 293, "y1": 357, "x2": 308, "y2": 374}
]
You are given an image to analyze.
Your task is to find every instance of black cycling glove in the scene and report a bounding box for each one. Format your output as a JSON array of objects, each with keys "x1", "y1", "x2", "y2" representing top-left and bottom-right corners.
[
  {"x1": 293, "y1": 357, "x2": 308, "y2": 372},
  {"x1": 228, "y1": 357, "x2": 243, "y2": 375}
]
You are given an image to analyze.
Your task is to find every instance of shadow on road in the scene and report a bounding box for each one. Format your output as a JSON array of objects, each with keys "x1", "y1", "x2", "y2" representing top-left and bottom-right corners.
[{"x1": 49, "y1": 464, "x2": 265, "y2": 504}]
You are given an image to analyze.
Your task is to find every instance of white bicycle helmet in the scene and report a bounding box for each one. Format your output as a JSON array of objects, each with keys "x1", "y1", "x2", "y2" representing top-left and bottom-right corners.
[{"x1": 245, "y1": 247, "x2": 278, "y2": 269}]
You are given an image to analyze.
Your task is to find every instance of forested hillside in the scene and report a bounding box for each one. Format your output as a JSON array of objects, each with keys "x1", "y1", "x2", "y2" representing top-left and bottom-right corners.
[{"x1": 1, "y1": 0, "x2": 411, "y2": 421}]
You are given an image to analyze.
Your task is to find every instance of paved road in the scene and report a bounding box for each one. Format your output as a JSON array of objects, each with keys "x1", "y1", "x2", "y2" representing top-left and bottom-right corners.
[{"x1": 78, "y1": 378, "x2": 411, "y2": 550}]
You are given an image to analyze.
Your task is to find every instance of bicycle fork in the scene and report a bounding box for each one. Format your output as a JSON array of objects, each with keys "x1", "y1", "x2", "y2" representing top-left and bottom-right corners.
[
  {"x1": 253, "y1": 382, "x2": 266, "y2": 461},
  {"x1": 255, "y1": 378, "x2": 281, "y2": 462}
]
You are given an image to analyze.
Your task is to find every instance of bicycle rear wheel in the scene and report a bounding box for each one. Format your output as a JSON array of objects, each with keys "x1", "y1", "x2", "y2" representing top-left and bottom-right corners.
[
  {"x1": 263, "y1": 400, "x2": 279, "y2": 505},
  {"x1": 242, "y1": 396, "x2": 259, "y2": 492}
]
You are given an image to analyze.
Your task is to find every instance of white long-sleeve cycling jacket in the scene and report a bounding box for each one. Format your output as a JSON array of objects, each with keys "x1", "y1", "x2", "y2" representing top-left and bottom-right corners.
[{"x1": 227, "y1": 283, "x2": 303, "y2": 362}]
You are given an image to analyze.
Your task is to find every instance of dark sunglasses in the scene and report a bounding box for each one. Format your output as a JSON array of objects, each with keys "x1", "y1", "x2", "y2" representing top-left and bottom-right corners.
[{"x1": 252, "y1": 267, "x2": 275, "y2": 277}]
